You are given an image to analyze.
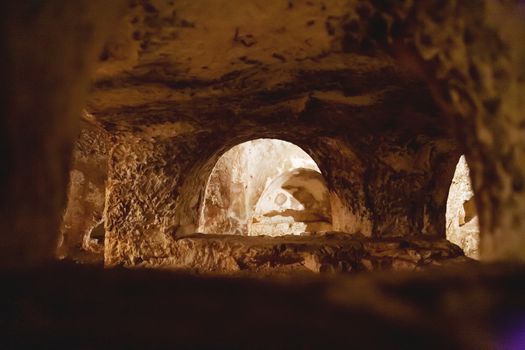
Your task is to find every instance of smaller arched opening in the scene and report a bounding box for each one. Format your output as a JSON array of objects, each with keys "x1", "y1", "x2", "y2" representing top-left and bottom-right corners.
[
  {"x1": 446, "y1": 155, "x2": 480, "y2": 259},
  {"x1": 198, "y1": 138, "x2": 333, "y2": 236},
  {"x1": 251, "y1": 168, "x2": 332, "y2": 236}
]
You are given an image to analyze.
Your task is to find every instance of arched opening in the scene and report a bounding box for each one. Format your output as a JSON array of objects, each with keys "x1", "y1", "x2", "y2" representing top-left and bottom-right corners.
[
  {"x1": 84, "y1": 220, "x2": 105, "y2": 254},
  {"x1": 446, "y1": 155, "x2": 480, "y2": 259},
  {"x1": 251, "y1": 168, "x2": 332, "y2": 236},
  {"x1": 198, "y1": 139, "x2": 332, "y2": 236}
]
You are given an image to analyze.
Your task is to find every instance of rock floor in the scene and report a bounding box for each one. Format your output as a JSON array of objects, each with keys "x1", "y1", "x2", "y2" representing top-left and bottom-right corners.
[{"x1": 2, "y1": 262, "x2": 523, "y2": 349}]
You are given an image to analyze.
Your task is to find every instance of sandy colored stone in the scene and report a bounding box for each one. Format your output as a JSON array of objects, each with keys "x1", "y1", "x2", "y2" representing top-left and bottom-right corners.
[
  {"x1": 446, "y1": 156, "x2": 480, "y2": 259},
  {"x1": 121, "y1": 232, "x2": 471, "y2": 274},
  {"x1": 57, "y1": 121, "x2": 110, "y2": 264}
]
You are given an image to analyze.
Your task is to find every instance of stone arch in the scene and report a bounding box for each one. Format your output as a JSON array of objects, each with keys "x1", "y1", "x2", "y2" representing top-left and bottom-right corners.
[
  {"x1": 169, "y1": 131, "x2": 373, "y2": 241},
  {"x1": 197, "y1": 138, "x2": 337, "y2": 237},
  {"x1": 198, "y1": 138, "x2": 324, "y2": 236}
]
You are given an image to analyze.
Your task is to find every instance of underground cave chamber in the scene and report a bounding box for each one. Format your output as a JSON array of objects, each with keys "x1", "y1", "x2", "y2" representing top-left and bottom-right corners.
[{"x1": 3, "y1": 1, "x2": 525, "y2": 347}]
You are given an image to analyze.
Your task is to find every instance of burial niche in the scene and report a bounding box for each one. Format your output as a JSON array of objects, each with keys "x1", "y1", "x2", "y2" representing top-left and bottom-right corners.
[
  {"x1": 198, "y1": 139, "x2": 332, "y2": 236},
  {"x1": 446, "y1": 156, "x2": 480, "y2": 259}
]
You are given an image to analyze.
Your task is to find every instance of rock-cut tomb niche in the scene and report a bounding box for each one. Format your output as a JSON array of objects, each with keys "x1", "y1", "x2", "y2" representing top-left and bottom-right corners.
[
  {"x1": 198, "y1": 139, "x2": 332, "y2": 237},
  {"x1": 446, "y1": 155, "x2": 480, "y2": 259}
]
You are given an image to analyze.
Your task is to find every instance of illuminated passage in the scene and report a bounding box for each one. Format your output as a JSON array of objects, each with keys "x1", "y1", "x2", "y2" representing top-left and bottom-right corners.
[{"x1": 198, "y1": 139, "x2": 332, "y2": 236}]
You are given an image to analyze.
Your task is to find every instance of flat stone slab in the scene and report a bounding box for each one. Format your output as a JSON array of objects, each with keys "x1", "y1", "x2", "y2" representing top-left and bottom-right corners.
[{"x1": 135, "y1": 233, "x2": 472, "y2": 273}]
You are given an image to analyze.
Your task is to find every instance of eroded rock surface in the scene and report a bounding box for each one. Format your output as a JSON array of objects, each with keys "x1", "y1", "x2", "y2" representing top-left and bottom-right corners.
[
  {"x1": 124, "y1": 233, "x2": 470, "y2": 274},
  {"x1": 58, "y1": 121, "x2": 110, "y2": 264}
]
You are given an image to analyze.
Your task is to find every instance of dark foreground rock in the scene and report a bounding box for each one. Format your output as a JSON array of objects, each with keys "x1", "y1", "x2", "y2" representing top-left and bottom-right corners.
[{"x1": 1, "y1": 263, "x2": 524, "y2": 349}]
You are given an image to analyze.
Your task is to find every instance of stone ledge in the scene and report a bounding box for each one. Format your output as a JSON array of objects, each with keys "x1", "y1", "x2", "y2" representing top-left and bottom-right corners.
[{"x1": 133, "y1": 232, "x2": 472, "y2": 273}]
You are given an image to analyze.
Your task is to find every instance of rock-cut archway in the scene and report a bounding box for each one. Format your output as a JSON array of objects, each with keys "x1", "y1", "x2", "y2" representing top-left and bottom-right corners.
[
  {"x1": 446, "y1": 156, "x2": 480, "y2": 259},
  {"x1": 198, "y1": 138, "x2": 332, "y2": 236}
]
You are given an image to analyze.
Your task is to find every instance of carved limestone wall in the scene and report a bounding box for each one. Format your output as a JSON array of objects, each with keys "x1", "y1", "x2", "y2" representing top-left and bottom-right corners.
[{"x1": 58, "y1": 122, "x2": 109, "y2": 264}]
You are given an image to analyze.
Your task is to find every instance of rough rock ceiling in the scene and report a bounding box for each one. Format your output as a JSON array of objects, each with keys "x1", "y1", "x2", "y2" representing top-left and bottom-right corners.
[{"x1": 86, "y1": 0, "x2": 444, "y2": 139}]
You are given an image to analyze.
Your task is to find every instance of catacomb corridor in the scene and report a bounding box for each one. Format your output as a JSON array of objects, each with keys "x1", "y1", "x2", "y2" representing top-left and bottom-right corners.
[{"x1": 1, "y1": 0, "x2": 525, "y2": 348}]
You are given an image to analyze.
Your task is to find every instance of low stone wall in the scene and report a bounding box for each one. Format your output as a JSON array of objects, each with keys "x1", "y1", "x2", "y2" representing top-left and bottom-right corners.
[{"x1": 128, "y1": 233, "x2": 471, "y2": 273}]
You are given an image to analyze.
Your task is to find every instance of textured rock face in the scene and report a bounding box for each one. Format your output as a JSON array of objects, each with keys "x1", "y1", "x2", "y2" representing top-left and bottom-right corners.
[
  {"x1": 57, "y1": 121, "x2": 109, "y2": 264},
  {"x1": 116, "y1": 232, "x2": 470, "y2": 273},
  {"x1": 446, "y1": 156, "x2": 480, "y2": 259}
]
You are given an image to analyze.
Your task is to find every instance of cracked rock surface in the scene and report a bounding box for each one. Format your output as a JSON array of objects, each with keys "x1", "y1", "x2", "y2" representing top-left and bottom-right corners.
[{"x1": 125, "y1": 233, "x2": 470, "y2": 274}]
